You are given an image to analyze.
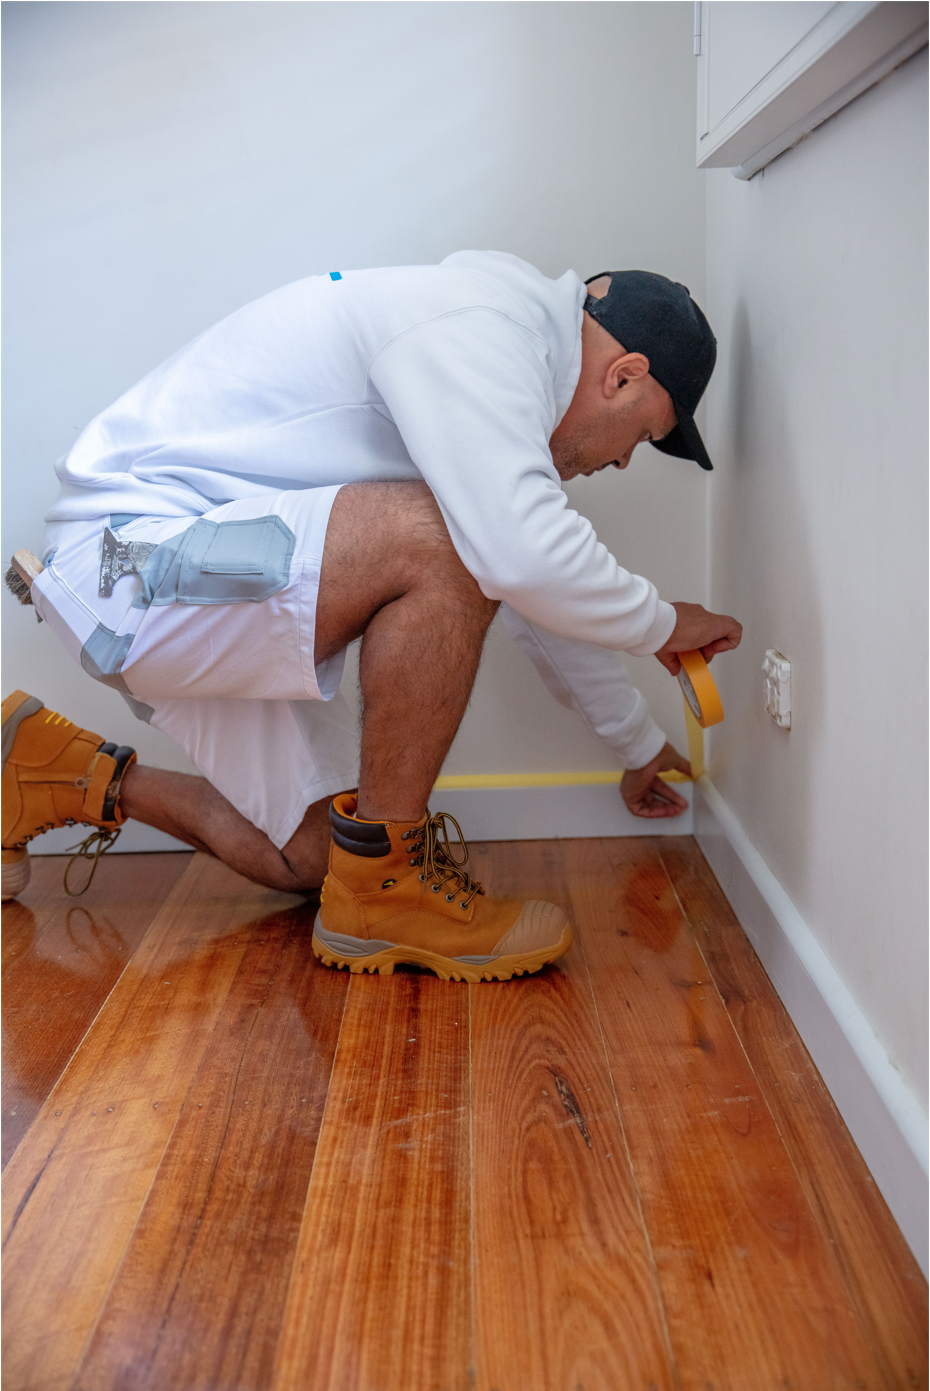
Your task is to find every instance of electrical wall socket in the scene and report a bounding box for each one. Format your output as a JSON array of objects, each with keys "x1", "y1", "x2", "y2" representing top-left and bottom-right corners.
[{"x1": 763, "y1": 649, "x2": 791, "y2": 728}]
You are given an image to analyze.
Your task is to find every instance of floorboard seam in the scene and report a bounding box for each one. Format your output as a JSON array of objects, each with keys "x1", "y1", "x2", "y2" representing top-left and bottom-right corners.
[
  {"x1": 2, "y1": 1147, "x2": 56, "y2": 1252},
  {"x1": 660, "y1": 844, "x2": 903, "y2": 1388},
  {"x1": 269, "y1": 941, "x2": 352, "y2": 1384},
  {"x1": 568, "y1": 851, "x2": 681, "y2": 1391},
  {"x1": 3, "y1": 885, "x2": 173, "y2": 1178},
  {"x1": 65, "y1": 855, "x2": 212, "y2": 1391},
  {"x1": 142, "y1": 915, "x2": 300, "y2": 1375},
  {"x1": 661, "y1": 848, "x2": 827, "y2": 1219},
  {"x1": 467, "y1": 981, "x2": 477, "y2": 1391}
]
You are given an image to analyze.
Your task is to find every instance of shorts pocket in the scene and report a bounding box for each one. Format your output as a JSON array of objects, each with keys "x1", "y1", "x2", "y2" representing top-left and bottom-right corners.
[
  {"x1": 138, "y1": 516, "x2": 296, "y2": 606},
  {"x1": 201, "y1": 518, "x2": 276, "y2": 575}
]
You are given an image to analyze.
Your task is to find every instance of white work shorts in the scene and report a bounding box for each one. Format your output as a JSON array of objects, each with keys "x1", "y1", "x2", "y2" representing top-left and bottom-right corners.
[{"x1": 32, "y1": 488, "x2": 361, "y2": 849}]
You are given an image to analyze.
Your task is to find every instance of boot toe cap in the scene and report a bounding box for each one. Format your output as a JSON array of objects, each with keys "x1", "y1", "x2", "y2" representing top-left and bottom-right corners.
[{"x1": 492, "y1": 899, "x2": 571, "y2": 957}]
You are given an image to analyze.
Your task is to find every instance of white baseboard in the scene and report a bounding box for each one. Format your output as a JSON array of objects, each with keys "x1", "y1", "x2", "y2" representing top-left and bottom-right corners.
[
  {"x1": 26, "y1": 822, "x2": 192, "y2": 855},
  {"x1": 432, "y1": 780, "x2": 692, "y2": 840},
  {"x1": 25, "y1": 782, "x2": 693, "y2": 856},
  {"x1": 694, "y1": 777, "x2": 928, "y2": 1275}
]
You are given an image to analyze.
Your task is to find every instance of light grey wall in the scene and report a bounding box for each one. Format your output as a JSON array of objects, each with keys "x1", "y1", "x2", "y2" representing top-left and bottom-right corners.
[
  {"x1": 703, "y1": 50, "x2": 928, "y2": 1102},
  {"x1": 2, "y1": 0, "x2": 707, "y2": 778}
]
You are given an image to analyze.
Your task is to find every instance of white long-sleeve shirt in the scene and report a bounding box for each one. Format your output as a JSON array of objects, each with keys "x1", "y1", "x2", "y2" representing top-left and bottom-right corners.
[
  {"x1": 500, "y1": 607, "x2": 666, "y2": 770},
  {"x1": 46, "y1": 250, "x2": 675, "y2": 765}
]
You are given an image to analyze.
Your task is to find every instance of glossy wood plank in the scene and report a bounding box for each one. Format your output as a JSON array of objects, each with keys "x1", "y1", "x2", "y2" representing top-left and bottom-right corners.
[
  {"x1": 467, "y1": 840, "x2": 676, "y2": 1391},
  {"x1": 1, "y1": 853, "x2": 306, "y2": 1391},
  {"x1": 2, "y1": 854, "x2": 192, "y2": 1168},
  {"x1": 72, "y1": 896, "x2": 347, "y2": 1391},
  {"x1": 3, "y1": 836, "x2": 923, "y2": 1391},
  {"x1": 562, "y1": 836, "x2": 888, "y2": 1390},
  {"x1": 272, "y1": 971, "x2": 472, "y2": 1391},
  {"x1": 658, "y1": 836, "x2": 928, "y2": 1391}
]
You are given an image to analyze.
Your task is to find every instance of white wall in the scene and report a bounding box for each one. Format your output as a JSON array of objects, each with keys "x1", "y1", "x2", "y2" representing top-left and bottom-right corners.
[
  {"x1": 2, "y1": 0, "x2": 706, "y2": 781},
  {"x1": 703, "y1": 51, "x2": 928, "y2": 1106}
]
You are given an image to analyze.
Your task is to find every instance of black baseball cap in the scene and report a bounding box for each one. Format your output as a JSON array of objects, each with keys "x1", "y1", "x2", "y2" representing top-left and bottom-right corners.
[{"x1": 584, "y1": 270, "x2": 717, "y2": 470}]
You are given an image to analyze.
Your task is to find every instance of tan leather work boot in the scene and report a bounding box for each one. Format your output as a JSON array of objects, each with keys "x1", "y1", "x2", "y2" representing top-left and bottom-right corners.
[
  {"x1": 313, "y1": 793, "x2": 572, "y2": 982},
  {"x1": 2, "y1": 691, "x2": 137, "y2": 899}
]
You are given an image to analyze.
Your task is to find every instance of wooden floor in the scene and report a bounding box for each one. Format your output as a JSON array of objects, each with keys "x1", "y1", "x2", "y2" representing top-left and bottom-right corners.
[{"x1": 2, "y1": 839, "x2": 925, "y2": 1391}]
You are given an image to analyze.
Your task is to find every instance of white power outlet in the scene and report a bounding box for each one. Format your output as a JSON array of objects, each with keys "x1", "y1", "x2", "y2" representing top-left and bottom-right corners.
[{"x1": 763, "y1": 649, "x2": 791, "y2": 728}]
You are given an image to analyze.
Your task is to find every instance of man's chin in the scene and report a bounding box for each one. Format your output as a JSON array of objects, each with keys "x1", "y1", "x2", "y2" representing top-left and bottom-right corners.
[
  {"x1": 551, "y1": 436, "x2": 595, "y2": 481},
  {"x1": 552, "y1": 449, "x2": 619, "y2": 481}
]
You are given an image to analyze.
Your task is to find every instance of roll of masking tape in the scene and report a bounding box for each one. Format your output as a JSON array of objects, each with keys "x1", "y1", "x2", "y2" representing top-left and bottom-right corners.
[
  {"x1": 676, "y1": 649, "x2": 724, "y2": 782},
  {"x1": 677, "y1": 649, "x2": 724, "y2": 729}
]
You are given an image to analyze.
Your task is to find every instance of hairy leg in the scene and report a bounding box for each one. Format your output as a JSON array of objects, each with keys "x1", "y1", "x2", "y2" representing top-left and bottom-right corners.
[
  {"x1": 117, "y1": 480, "x2": 496, "y2": 885},
  {"x1": 119, "y1": 765, "x2": 347, "y2": 894},
  {"x1": 314, "y1": 481, "x2": 499, "y2": 821}
]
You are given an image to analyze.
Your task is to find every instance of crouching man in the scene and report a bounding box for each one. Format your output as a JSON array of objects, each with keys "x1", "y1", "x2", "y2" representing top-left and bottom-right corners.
[{"x1": 2, "y1": 253, "x2": 740, "y2": 981}]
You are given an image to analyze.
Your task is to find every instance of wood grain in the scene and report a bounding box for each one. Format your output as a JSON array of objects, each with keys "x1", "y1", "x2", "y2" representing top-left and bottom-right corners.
[
  {"x1": 658, "y1": 836, "x2": 928, "y2": 1391},
  {"x1": 1, "y1": 853, "x2": 306, "y2": 1391},
  {"x1": 2, "y1": 838, "x2": 924, "y2": 1391},
  {"x1": 272, "y1": 970, "x2": 472, "y2": 1391},
  {"x1": 467, "y1": 834, "x2": 670, "y2": 1391},
  {"x1": 72, "y1": 897, "x2": 347, "y2": 1391},
  {"x1": 563, "y1": 836, "x2": 890, "y2": 1390},
  {"x1": 2, "y1": 853, "x2": 191, "y2": 1167},
  {"x1": 468, "y1": 840, "x2": 676, "y2": 1391}
]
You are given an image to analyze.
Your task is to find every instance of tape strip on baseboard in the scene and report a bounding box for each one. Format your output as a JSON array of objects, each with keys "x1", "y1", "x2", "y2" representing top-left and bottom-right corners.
[
  {"x1": 434, "y1": 769, "x2": 691, "y2": 790},
  {"x1": 435, "y1": 649, "x2": 724, "y2": 791}
]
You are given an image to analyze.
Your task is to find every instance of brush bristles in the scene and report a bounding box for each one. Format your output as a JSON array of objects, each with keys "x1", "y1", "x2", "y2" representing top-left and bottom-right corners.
[{"x1": 5, "y1": 566, "x2": 34, "y2": 605}]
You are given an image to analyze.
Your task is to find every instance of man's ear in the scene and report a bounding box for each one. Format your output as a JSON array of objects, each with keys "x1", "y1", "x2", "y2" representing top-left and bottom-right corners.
[{"x1": 605, "y1": 352, "x2": 650, "y2": 395}]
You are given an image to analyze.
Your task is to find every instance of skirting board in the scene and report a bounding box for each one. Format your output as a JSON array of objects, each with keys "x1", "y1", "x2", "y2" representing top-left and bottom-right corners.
[
  {"x1": 25, "y1": 822, "x2": 192, "y2": 855},
  {"x1": 694, "y1": 777, "x2": 929, "y2": 1275},
  {"x1": 25, "y1": 781, "x2": 693, "y2": 855},
  {"x1": 427, "y1": 780, "x2": 692, "y2": 841}
]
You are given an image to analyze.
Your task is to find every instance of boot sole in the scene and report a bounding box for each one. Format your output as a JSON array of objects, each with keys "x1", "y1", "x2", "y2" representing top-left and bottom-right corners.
[
  {"x1": 1, "y1": 848, "x2": 30, "y2": 900},
  {"x1": 311, "y1": 925, "x2": 572, "y2": 982}
]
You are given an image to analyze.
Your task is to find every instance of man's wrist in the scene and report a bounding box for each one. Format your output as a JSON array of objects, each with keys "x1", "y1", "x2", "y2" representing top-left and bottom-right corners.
[
  {"x1": 623, "y1": 724, "x2": 666, "y2": 772},
  {"x1": 624, "y1": 599, "x2": 677, "y2": 658}
]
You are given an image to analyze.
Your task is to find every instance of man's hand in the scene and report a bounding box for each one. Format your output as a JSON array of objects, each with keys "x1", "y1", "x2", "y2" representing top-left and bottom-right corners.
[
  {"x1": 654, "y1": 601, "x2": 742, "y2": 676},
  {"x1": 621, "y1": 742, "x2": 692, "y2": 819}
]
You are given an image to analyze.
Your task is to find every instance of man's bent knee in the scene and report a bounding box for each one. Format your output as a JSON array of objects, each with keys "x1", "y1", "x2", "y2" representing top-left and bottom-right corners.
[
  {"x1": 317, "y1": 481, "x2": 497, "y2": 657},
  {"x1": 377, "y1": 485, "x2": 499, "y2": 627},
  {"x1": 329, "y1": 481, "x2": 452, "y2": 571}
]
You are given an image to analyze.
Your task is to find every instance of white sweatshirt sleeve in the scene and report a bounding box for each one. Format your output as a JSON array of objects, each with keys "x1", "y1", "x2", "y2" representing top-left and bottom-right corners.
[
  {"x1": 499, "y1": 605, "x2": 668, "y2": 769},
  {"x1": 368, "y1": 310, "x2": 677, "y2": 655}
]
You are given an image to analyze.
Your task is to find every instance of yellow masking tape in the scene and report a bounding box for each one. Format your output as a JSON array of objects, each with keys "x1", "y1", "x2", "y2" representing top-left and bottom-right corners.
[
  {"x1": 684, "y1": 701, "x2": 705, "y2": 781},
  {"x1": 677, "y1": 649, "x2": 725, "y2": 729},
  {"x1": 677, "y1": 648, "x2": 725, "y2": 781},
  {"x1": 434, "y1": 650, "x2": 723, "y2": 791},
  {"x1": 434, "y1": 768, "x2": 690, "y2": 790}
]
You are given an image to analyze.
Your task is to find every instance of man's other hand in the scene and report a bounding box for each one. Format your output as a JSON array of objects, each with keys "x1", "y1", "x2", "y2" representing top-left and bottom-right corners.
[
  {"x1": 654, "y1": 601, "x2": 742, "y2": 676},
  {"x1": 621, "y1": 742, "x2": 691, "y2": 819}
]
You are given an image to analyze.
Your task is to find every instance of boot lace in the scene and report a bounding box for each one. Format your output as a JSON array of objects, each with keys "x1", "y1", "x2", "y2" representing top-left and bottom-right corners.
[
  {"x1": 403, "y1": 811, "x2": 483, "y2": 909},
  {"x1": 63, "y1": 827, "x2": 122, "y2": 897}
]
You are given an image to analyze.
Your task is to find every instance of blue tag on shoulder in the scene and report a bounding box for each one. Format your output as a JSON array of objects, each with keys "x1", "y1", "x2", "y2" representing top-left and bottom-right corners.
[{"x1": 329, "y1": 271, "x2": 342, "y2": 281}]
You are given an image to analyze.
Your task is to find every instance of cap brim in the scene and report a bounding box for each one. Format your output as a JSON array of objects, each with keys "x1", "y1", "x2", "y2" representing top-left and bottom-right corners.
[{"x1": 651, "y1": 409, "x2": 713, "y2": 471}]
